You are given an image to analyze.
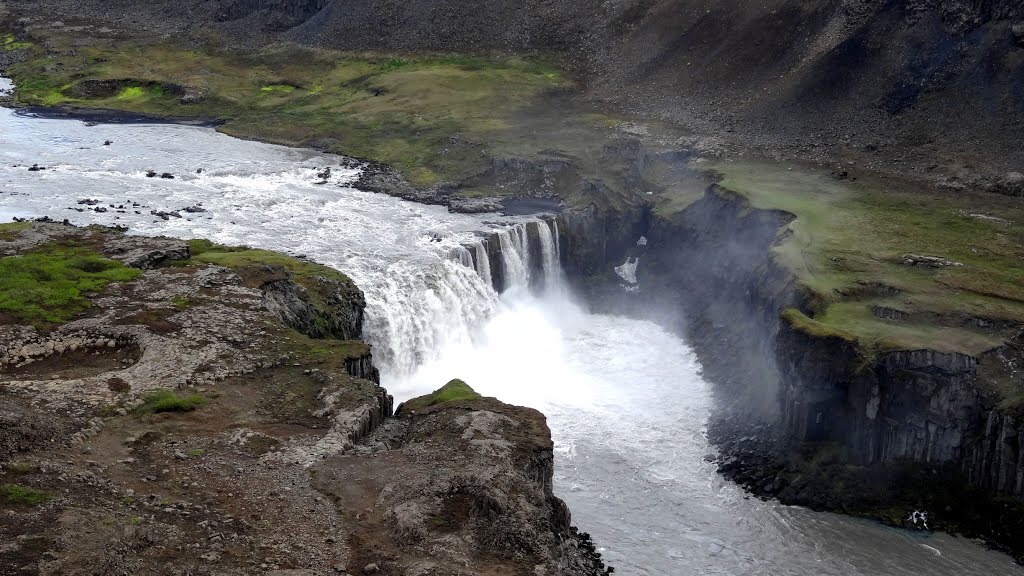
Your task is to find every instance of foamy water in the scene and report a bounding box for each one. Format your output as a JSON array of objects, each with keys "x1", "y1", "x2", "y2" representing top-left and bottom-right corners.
[{"x1": 2, "y1": 102, "x2": 1021, "y2": 575}]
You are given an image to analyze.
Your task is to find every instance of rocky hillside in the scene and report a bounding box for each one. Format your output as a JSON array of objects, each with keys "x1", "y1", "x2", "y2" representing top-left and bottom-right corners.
[
  {"x1": 11, "y1": 0, "x2": 1021, "y2": 182},
  {"x1": 0, "y1": 221, "x2": 606, "y2": 575}
]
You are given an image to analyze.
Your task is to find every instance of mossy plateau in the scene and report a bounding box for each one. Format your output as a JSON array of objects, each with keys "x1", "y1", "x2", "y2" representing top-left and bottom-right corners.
[
  {"x1": 192, "y1": 246, "x2": 350, "y2": 287},
  {"x1": 706, "y1": 160, "x2": 1024, "y2": 360},
  {"x1": 401, "y1": 379, "x2": 483, "y2": 413},
  {"x1": 0, "y1": 244, "x2": 141, "y2": 325}
]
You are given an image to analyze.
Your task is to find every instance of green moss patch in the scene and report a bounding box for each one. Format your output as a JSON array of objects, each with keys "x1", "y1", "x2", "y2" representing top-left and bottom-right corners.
[
  {"x1": 115, "y1": 84, "x2": 166, "y2": 101},
  {"x1": 781, "y1": 308, "x2": 858, "y2": 343},
  {"x1": 1, "y1": 483, "x2": 51, "y2": 505},
  {"x1": 260, "y1": 84, "x2": 297, "y2": 93},
  {"x1": 1, "y1": 33, "x2": 33, "y2": 51},
  {"x1": 401, "y1": 379, "x2": 483, "y2": 413},
  {"x1": 0, "y1": 244, "x2": 141, "y2": 324},
  {"x1": 134, "y1": 390, "x2": 208, "y2": 414}
]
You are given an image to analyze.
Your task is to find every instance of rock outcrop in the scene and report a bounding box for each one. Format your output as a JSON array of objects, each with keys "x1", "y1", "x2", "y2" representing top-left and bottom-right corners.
[
  {"x1": 313, "y1": 394, "x2": 610, "y2": 575},
  {"x1": 0, "y1": 222, "x2": 601, "y2": 575}
]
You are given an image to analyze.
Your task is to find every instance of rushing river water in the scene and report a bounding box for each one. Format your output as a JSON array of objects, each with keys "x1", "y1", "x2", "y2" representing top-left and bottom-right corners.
[{"x1": 1, "y1": 89, "x2": 1022, "y2": 575}]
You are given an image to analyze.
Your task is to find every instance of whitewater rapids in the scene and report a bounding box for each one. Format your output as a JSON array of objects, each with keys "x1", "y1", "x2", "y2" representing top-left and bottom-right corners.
[{"x1": 1, "y1": 97, "x2": 1021, "y2": 575}]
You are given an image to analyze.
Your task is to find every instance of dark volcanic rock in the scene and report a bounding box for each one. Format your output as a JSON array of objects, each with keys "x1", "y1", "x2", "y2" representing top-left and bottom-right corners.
[
  {"x1": 261, "y1": 271, "x2": 366, "y2": 341},
  {"x1": 314, "y1": 395, "x2": 611, "y2": 575}
]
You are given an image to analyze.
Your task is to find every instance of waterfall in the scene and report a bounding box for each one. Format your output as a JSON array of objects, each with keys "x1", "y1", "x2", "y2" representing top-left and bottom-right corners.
[
  {"x1": 615, "y1": 257, "x2": 639, "y2": 284},
  {"x1": 553, "y1": 220, "x2": 561, "y2": 259},
  {"x1": 516, "y1": 224, "x2": 531, "y2": 278},
  {"x1": 362, "y1": 259, "x2": 498, "y2": 376},
  {"x1": 450, "y1": 245, "x2": 474, "y2": 268},
  {"x1": 498, "y1": 228, "x2": 530, "y2": 290},
  {"x1": 473, "y1": 241, "x2": 492, "y2": 287},
  {"x1": 536, "y1": 220, "x2": 561, "y2": 293},
  {"x1": 373, "y1": 219, "x2": 563, "y2": 376}
]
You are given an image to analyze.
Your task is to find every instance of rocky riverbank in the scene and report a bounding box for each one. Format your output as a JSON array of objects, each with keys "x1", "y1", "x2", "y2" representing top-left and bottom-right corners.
[{"x1": 0, "y1": 221, "x2": 608, "y2": 575}]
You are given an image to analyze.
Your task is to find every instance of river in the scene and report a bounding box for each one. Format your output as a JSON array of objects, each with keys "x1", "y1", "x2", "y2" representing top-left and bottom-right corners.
[{"x1": 1, "y1": 86, "x2": 1020, "y2": 575}]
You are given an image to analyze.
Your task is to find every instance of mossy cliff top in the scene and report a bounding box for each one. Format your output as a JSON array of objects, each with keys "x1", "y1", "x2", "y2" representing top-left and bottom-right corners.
[
  {"x1": 648, "y1": 160, "x2": 1022, "y2": 364},
  {"x1": 397, "y1": 378, "x2": 484, "y2": 414}
]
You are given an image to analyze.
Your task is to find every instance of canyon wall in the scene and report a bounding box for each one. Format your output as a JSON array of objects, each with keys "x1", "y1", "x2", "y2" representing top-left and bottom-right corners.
[{"x1": 549, "y1": 180, "x2": 1024, "y2": 552}]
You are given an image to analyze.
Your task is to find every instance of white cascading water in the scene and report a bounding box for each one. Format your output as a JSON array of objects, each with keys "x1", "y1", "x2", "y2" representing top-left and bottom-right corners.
[
  {"x1": 3, "y1": 99, "x2": 1022, "y2": 576},
  {"x1": 497, "y1": 227, "x2": 530, "y2": 289},
  {"x1": 364, "y1": 259, "x2": 499, "y2": 373},
  {"x1": 473, "y1": 241, "x2": 492, "y2": 287},
  {"x1": 536, "y1": 219, "x2": 563, "y2": 294}
]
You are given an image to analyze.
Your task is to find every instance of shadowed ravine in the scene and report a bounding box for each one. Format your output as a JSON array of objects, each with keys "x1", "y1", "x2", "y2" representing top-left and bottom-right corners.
[{"x1": 1, "y1": 97, "x2": 1022, "y2": 574}]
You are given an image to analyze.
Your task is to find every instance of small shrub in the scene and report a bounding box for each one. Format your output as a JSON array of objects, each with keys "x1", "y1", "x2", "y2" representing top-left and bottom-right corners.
[
  {"x1": 186, "y1": 448, "x2": 204, "y2": 458},
  {"x1": 134, "y1": 390, "x2": 208, "y2": 415},
  {"x1": 1, "y1": 483, "x2": 51, "y2": 505}
]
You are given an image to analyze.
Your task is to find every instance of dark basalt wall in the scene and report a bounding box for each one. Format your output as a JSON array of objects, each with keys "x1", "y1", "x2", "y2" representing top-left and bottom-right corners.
[{"x1": 551, "y1": 182, "x2": 1024, "y2": 550}]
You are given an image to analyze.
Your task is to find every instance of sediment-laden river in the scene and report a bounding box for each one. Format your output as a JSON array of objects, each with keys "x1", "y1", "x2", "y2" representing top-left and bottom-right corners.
[{"x1": 1, "y1": 85, "x2": 1021, "y2": 575}]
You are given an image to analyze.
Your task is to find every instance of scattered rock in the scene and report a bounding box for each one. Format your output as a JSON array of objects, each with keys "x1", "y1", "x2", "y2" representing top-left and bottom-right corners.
[
  {"x1": 899, "y1": 254, "x2": 963, "y2": 268},
  {"x1": 179, "y1": 86, "x2": 207, "y2": 104}
]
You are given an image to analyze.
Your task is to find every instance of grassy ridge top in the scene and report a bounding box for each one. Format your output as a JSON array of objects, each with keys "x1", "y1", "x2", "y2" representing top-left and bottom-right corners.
[
  {"x1": 400, "y1": 379, "x2": 483, "y2": 413},
  {"x1": 4, "y1": 31, "x2": 570, "y2": 187},
  {"x1": 711, "y1": 160, "x2": 1024, "y2": 357}
]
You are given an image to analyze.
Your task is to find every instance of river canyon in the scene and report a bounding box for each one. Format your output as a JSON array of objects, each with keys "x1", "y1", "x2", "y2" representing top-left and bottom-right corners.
[{"x1": 1, "y1": 81, "x2": 1021, "y2": 574}]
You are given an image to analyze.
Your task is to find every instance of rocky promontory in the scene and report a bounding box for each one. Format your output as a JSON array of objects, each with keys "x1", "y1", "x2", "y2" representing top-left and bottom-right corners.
[{"x1": 0, "y1": 221, "x2": 605, "y2": 575}]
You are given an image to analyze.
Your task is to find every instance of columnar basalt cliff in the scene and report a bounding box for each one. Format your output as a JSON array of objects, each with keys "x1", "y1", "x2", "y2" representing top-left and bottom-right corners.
[
  {"x1": 777, "y1": 318, "x2": 1024, "y2": 499},
  {"x1": 0, "y1": 222, "x2": 604, "y2": 575},
  {"x1": 550, "y1": 182, "x2": 1024, "y2": 557}
]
